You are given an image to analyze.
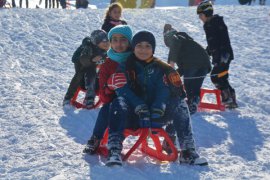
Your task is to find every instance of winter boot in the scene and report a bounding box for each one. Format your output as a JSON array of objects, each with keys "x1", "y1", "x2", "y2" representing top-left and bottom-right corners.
[
  {"x1": 179, "y1": 148, "x2": 208, "y2": 166},
  {"x1": 84, "y1": 96, "x2": 95, "y2": 108},
  {"x1": 106, "y1": 148, "x2": 123, "y2": 166},
  {"x1": 162, "y1": 134, "x2": 177, "y2": 154},
  {"x1": 106, "y1": 133, "x2": 123, "y2": 166},
  {"x1": 229, "y1": 88, "x2": 238, "y2": 108},
  {"x1": 62, "y1": 99, "x2": 71, "y2": 106},
  {"x1": 187, "y1": 96, "x2": 200, "y2": 115},
  {"x1": 221, "y1": 88, "x2": 234, "y2": 108},
  {"x1": 83, "y1": 135, "x2": 100, "y2": 155}
]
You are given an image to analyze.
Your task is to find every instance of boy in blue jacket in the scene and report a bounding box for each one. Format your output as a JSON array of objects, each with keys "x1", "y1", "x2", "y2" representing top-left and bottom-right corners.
[{"x1": 106, "y1": 31, "x2": 207, "y2": 166}]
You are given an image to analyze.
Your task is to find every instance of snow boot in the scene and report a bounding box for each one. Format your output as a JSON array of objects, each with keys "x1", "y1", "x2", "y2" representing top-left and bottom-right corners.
[
  {"x1": 106, "y1": 148, "x2": 123, "y2": 166},
  {"x1": 162, "y1": 134, "x2": 177, "y2": 154},
  {"x1": 84, "y1": 96, "x2": 95, "y2": 108},
  {"x1": 62, "y1": 99, "x2": 71, "y2": 106},
  {"x1": 83, "y1": 135, "x2": 100, "y2": 155},
  {"x1": 229, "y1": 88, "x2": 238, "y2": 108},
  {"x1": 179, "y1": 148, "x2": 208, "y2": 166},
  {"x1": 187, "y1": 96, "x2": 200, "y2": 115}
]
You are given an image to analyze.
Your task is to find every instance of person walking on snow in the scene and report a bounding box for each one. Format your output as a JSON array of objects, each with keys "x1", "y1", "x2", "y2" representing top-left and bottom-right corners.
[{"x1": 197, "y1": 1, "x2": 238, "y2": 108}]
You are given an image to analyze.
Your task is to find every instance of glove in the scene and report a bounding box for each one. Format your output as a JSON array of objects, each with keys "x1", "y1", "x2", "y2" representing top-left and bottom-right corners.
[
  {"x1": 150, "y1": 108, "x2": 165, "y2": 128},
  {"x1": 107, "y1": 73, "x2": 127, "y2": 90},
  {"x1": 135, "y1": 104, "x2": 151, "y2": 128},
  {"x1": 220, "y1": 52, "x2": 230, "y2": 64}
]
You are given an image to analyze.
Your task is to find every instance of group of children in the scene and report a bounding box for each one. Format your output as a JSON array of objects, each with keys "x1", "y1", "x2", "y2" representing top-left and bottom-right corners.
[{"x1": 63, "y1": 1, "x2": 237, "y2": 167}]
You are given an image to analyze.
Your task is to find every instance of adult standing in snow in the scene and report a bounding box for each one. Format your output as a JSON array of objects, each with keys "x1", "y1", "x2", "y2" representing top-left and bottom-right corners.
[
  {"x1": 163, "y1": 24, "x2": 211, "y2": 115},
  {"x1": 197, "y1": 1, "x2": 238, "y2": 109},
  {"x1": 101, "y1": 2, "x2": 127, "y2": 33},
  {"x1": 63, "y1": 30, "x2": 110, "y2": 108}
]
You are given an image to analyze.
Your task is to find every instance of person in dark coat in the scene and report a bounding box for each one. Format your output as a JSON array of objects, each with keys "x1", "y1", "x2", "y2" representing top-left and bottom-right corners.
[
  {"x1": 197, "y1": 1, "x2": 238, "y2": 108},
  {"x1": 101, "y1": 2, "x2": 127, "y2": 33},
  {"x1": 63, "y1": 30, "x2": 110, "y2": 108},
  {"x1": 163, "y1": 24, "x2": 211, "y2": 114}
]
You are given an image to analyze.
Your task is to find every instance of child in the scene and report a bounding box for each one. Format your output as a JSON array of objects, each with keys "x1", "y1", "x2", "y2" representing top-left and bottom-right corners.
[
  {"x1": 106, "y1": 31, "x2": 207, "y2": 166},
  {"x1": 163, "y1": 24, "x2": 211, "y2": 114},
  {"x1": 63, "y1": 30, "x2": 110, "y2": 108},
  {"x1": 101, "y1": 2, "x2": 127, "y2": 33},
  {"x1": 197, "y1": 1, "x2": 238, "y2": 108},
  {"x1": 83, "y1": 25, "x2": 133, "y2": 155}
]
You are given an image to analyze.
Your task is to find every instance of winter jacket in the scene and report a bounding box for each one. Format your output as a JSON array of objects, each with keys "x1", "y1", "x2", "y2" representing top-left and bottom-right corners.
[
  {"x1": 167, "y1": 32, "x2": 211, "y2": 71},
  {"x1": 116, "y1": 55, "x2": 171, "y2": 112},
  {"x1": 98, "y1": 58, "x2": 120, "y2": 104},
  {"x1": 101, "y1": 18, "x2": 127, "y2": 33},
  {"x1": 71, "y1": 37, "x2": 107, "y2": 66},
  {"x1": 203, "y1": 15, "x2": 234, "y2": 65}
]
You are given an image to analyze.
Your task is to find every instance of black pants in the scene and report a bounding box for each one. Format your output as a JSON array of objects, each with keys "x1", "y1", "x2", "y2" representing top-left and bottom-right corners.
[
  {"x1": 19, "y1": 0, "x2": 28, "y2": 8},
  {"x1": 210, "y1": 61, "x2": 233, "y2": 91},
  {"x1": 182, "y1": 68, "x2": 209, "y2": 100},
  {"x1": 45, "y1": 0, "x2": 59, "y2": 8},
  {"x1": 64, "y1": 62, "x2": 96, "y2": 100}
]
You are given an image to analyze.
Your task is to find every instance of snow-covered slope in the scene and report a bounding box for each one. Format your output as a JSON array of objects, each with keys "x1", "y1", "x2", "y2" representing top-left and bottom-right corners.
[{"x1": 1, "y1": 4, "x2": 270, "y2": 180}]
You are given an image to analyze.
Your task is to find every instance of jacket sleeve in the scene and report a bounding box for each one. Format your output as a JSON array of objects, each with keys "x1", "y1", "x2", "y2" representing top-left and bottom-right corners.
[
  {"x1": 151, "y1": 70, "x2": 170, "y2": 112},
  {"x1": 98, "y1": 62, "x2": 115, "y2": 104},
  {"x1": 218, "y1": 18, "x2": 233, "y2": 59},
  {"x1": 71, "y1": 45, "x2": 83, "y2": 63},
  {"x1": 115, "y1": 83, "x2": 145, "y2": 108}
]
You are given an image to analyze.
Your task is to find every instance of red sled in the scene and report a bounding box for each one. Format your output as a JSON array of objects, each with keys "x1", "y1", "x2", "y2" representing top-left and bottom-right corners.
[
  {"x1": 70, "y1": 87, "x2": 102, "y2": 110},
  {"x1": 97, "y1": 128, "x2": 178, "y2": 162},
  {"x1": 198, "y1": 88, "x2": 225, "y2": 111}
]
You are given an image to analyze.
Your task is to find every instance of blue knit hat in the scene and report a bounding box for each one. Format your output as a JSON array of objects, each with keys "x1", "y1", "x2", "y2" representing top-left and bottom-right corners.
[
  {"x1": 108, "y1": 25, "x2": 133, "y2": 43},
  {"x1": 132, "y1": 31, "x2": 156, "y2": 53}
]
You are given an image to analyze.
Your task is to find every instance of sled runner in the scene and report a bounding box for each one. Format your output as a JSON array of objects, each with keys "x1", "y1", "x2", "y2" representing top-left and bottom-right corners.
[{"x1": 97, "y1": 128, "x2": 178, "y2": 162}]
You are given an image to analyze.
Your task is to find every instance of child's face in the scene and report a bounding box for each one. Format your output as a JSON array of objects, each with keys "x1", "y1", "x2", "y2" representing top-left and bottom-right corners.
[
  {"x1": 109, "y1": 7, "x2": 122, "y2": 20},
  {"x1": 98, "y1": 41, "x2": 110, "y2": 51},
  {"x1": 199, "y1": 13, "x2": 207, "y2": 23},
  {"x1": 134, "y1": 42, "x2": 153, "y2": 61},
  {"x1": 111, "y1": 34, "x2": 129, "y2": 53}
]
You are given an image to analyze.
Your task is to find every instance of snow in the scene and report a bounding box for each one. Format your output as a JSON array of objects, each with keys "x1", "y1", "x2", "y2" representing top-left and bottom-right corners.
[{"x1": 1, "y1": 0, "x2": 270, "y2": 179}]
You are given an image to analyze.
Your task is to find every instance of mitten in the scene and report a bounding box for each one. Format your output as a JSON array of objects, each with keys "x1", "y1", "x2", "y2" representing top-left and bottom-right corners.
[
  {"x1": 135, "y1": 104, "x2": 151, "y2": 128},
  {"x1": 107, "y1": 73, "x2": 127, "y2": 90}
]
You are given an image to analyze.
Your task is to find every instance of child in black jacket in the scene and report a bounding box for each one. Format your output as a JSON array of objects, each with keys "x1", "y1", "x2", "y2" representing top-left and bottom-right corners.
[
  {"x1": 101, "y1": 2, "x2": 127, "y2": 33},
  {"x1": 197, "y1": 1, "x2": 238, "y2": 108},
  {"x1": 63, "y1": 30, "x2": 110, "y2": 108}
]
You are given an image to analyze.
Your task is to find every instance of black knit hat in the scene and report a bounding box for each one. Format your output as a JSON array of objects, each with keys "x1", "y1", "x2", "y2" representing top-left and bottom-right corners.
[
  {"x1": 90, "y1": 29, "x2": 108, "y2": 45},
  {"x1": 197, "y1": 1, "x2": 214, "y2": 17},
  {"x1": 132, "y1": 31, "x2": 156, "y2": 53}
]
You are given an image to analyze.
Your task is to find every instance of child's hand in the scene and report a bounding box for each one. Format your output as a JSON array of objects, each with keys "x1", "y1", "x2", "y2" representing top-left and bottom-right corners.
[{"x1": 92, "y1": 56, "x2": 102, "y2": 62}]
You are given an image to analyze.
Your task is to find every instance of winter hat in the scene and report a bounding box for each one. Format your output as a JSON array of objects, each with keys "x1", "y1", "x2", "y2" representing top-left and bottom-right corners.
[
  {"x1": 132, "y1": 31, "x2": 156, "y2": 53},
  {"x1": 163, "y1": 24, "x2": 177, "y2": 48},
  {"x1": 90, "y1": 29, "x2": 108, "y2": 46},
  {"x1": 108, "y1": 25, "x2": 133, "y2": 43},
  {"x1": 197, "y1": 1, "x2": 213, "y2": 17}
]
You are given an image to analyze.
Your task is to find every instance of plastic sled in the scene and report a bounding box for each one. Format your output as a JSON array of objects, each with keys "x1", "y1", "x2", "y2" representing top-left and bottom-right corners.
[
  {"x1": 97, "y1": 128, "x2": 178, "y2": 162},
  {"x1": 70, "y1": 87, "x2": 102, "y2": 110}
]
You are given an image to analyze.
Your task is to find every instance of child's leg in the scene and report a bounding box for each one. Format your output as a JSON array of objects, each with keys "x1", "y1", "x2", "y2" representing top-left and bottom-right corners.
[
  {"x1": 92, "y1": 103, "x2": 110, "y2": 139},
  {"x1": 63, "y1": 63, "x2": 84, "y2": 102},
  {"x1": 106, "y1": 97, "x2": 130, "y2": 166},
  {"x1": 84, "y1": 67, "x2": 97, "y2": 107}
]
